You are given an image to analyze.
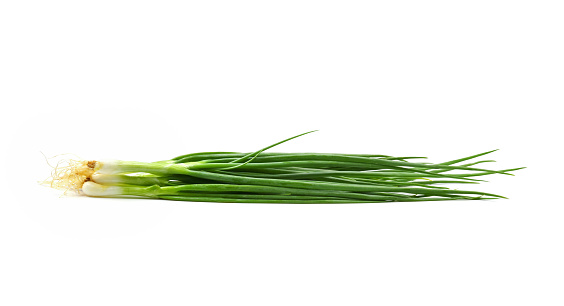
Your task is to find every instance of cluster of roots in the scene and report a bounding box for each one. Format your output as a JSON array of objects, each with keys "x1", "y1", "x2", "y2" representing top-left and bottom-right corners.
[{"x1": 43, "y1": 159, "x2": 97, "y2": 193}]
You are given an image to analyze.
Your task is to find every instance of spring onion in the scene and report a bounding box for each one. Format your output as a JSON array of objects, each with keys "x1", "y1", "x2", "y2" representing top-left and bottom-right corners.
[{"x1": 44, "y1": 131, "x2": 523, "y2": 203}]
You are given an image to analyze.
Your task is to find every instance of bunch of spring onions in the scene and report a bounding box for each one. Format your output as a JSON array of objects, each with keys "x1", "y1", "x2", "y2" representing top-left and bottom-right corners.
[{"x1": 46, "y1": 131, "x2": 523, "y2": 203}]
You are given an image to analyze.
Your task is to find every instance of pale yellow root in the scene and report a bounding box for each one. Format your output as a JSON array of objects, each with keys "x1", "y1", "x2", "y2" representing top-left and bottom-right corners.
[{"x1": 42, "y1": 159, "x2": 98, "y2": 194}]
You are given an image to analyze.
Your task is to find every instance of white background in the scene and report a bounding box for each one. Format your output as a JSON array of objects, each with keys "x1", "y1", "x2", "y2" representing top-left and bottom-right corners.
[{"x1": 1, "y1": 1, "x2": 562, "y2": 305}]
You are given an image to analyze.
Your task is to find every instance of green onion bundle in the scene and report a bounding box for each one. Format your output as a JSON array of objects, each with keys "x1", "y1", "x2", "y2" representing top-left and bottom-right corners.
[{"x1": 47, "y1": 131, "x2": 523, "y2": 203}]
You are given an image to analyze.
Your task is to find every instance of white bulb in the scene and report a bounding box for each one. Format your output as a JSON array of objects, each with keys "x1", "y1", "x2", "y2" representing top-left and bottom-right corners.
[
  {"x1": 91, "y1": 173, "x2": 123, "y2": 184},
  {"x1": 82, "y1": 181, "x2": 123, "y2": 197},
  {"x1": 95, "y1": 160, "x2": 122, "y2": 174}
]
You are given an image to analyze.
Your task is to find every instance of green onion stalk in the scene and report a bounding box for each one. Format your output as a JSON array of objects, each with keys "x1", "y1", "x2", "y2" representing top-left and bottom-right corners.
[{"x1": 45, "y1": 131, "x2": 524, "y2": 204}]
